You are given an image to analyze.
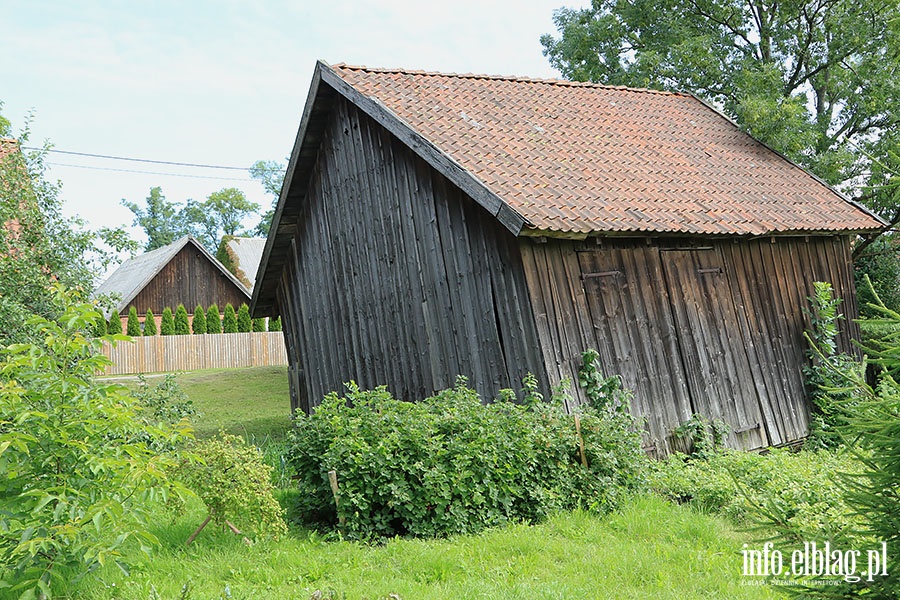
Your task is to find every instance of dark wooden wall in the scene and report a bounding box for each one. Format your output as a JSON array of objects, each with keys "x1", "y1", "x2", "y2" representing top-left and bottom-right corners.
[
  {"x1": 128, "y1": 245, "x2": 249, "y2": 315},
  {"x1": 277, "y1": 96, "x2": 546, "y2": 412},
  {"x1": 520, "y1": 236, "x2": 860, "y2": 455}
]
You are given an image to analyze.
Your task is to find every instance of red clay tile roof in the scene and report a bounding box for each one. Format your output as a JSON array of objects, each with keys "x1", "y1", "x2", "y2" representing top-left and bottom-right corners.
[{"x1": 330, "y1": 64, "x2": 882, "y2": 235}]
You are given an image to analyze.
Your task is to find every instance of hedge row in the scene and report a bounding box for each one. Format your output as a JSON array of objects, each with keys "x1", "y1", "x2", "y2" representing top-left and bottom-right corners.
[{"x1": 99, "y1": 304, "x2": 282, "y2": 337}]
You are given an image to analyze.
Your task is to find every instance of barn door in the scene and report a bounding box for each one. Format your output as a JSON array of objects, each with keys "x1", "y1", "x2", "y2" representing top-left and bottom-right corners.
[
  {"x1": 659, "y1": 248, "x2": 768, "y2": 449},
  {"x1": 577, "y1": 248, "x2": 694, "y2": 455}
]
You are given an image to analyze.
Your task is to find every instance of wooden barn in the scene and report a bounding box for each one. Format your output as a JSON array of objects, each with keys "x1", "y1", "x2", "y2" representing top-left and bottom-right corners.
[
  {"x1": 96, "y1": 235, "x2": 251, "y2": 319},
  {"x1": 251, "y1": 61, "x2": 884, "y2": 454}
]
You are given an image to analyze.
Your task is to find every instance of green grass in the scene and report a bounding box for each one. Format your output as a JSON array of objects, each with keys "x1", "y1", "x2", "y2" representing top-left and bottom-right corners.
[{"x1": 63, "y1": 494, "x2": 776, "y2": 599}]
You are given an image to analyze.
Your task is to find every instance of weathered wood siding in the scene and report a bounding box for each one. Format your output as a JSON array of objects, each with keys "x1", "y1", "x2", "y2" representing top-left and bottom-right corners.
[
  {"x1": 520, "y1": 236, "x2": 859, "y2": 454},
  {"x1": 276, "y1": 96, "x2": 545, "y2": 412},
  {"x1": 99, "y1": 331, "x2": 287, "y2": 375},
  {"x1": 127, "y1": 245, "x2": 249, "y2": 315}
]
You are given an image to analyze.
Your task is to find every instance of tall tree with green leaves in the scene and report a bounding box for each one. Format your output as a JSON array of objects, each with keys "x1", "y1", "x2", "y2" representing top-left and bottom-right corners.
[
  {"x1": 250, "y1": 159, "x2": 286, "y2": 236},
  {"x1": 540, "y1": 0, "x2": 900, "y2": 237},
  {"x1": 121, "y1": 187, "x2": 188, "y2": 252}
]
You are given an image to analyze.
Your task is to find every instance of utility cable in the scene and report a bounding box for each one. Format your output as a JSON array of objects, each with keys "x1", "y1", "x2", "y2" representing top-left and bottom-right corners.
[{"x1": 23, "y1": 146, "x2": 286, "y2": 172}]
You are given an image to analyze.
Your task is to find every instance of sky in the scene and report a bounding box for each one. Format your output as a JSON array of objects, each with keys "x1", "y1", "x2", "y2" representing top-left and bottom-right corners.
[{"x1": 2, "y1": 0, "x2": 582, "y2": 250}]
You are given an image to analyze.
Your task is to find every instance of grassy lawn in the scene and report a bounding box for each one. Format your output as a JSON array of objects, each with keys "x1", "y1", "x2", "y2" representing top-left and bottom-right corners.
[
  {"x1": 64, "y1": 494, "x2": 775, "y2": 599},
  {"x1": 80, "y1": 367, "x2": 777, "y2": 599}
]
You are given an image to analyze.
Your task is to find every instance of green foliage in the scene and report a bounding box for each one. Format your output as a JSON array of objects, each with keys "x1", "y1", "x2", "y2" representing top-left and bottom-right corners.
[
  {"x1": 121, "y1": 187, "x2": 185, "y2": 252},
  {"x1": 673, "y1": 414, "x2": 729, "y2": 458},
  {"x1": 288, "y1": 378, "x2": 647, "y2": 541},
  {"x1": 0, "y1": 290, "x2": 193, "y2": 596},
  {"x1": 249, "y1": 159, "x2": 286, "y2": 236},
  {"x1": 131, "y1": 374, "x2": 197, "y2": 425},
  {"x1": 540, "y1": 0, "x2": 900, "y2": 222},
  {"x1": 854, "y1": 236, "x2": 900, "y2": 316},
  {"x1": 191, "y1": 305, "x2": 207, "y2": 334},
  {"x1": 578, "y1": 349, "x2": 631, "y2": 415},
  {"x1": 174, "y1": 304, "x2": 190, "y2": 335},
  {"x1": 222, "y1": 304, "x2": 238, "y2": 333},
  {"x1": 206, "y1": 304, "x2": 221, "y2": 334},
  {"x1": 108, "y1": 308, "x2": 123, "y2": 335},
  {"x1": 179, "y1": 433, "x2": 287, "y2": 539},
  {"x1": 237, "y1": 303, "x2": 252, "y2": 333},
  {"x1": 267, "y1": 316, "x2": 282, "y2": 332},
  {"x1": 803, "y1": 281, "x2": 862, "y2": 449},
  {"x1": 143, "y1": 309, "x2": 157, "y2": 336},
  {"x1": 90, "y1": 312, "x2": 107, "y2": 337},
  {"x1": 160, "y1": 307, "x2": 175, "y2": 336},
  {"x1": 126, "y1": 305, "x2": 142, "y2": 336},
  {"x1": 649, "y1": 449, "x2": 861, "y2": 541},
  {"x1": 252, "y1": 317, "x2": 266, "y2": 332}
]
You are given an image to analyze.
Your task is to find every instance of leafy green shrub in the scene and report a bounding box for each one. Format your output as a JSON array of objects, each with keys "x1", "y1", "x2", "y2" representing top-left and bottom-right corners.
[
  {"x1": 108, "y1": 308, "x2": 122, "y2": 334},
  {"x1": 252, "y1": 317, "x2": 266, "y2": 332},
  {"x1": 649, "y1": 449, "x2": 860, "y2": 542},
  {"x1": 143, "y1": 309, "x2": 157, "y2": 336},
  {"x1": 673, "y1": 413, "x2": 730, "y2": 458},
  {"x1": 579, "y1": 348, "x2": 631, "y2": 414},
  {"x1": 91, "y1": 311, "x2": 107, "y2": 337},
  {"x1": 179, "y1": 433, "x2": 287, "y2": 540},
  {"x1": 206, "y1": 304, "x2": 221, "y2": 334},
  {"x1": 288, "y1": 378, "x2": 646, "y2": 541},
  {"x1": 191, "y1": 304, "x2": 207, "y2": 334},
  {"x1": 160, "y1": 307, "x2": 175, "y2": 335},
  {"x1": 237, "y1": 303, "x2": 252, "y2": 332},
  {"x1": 132, "y1": 374, "x2": 197, "y2": 425},
  {"x1": 126, "y1": 305, "x2": 142, "y2": 336},
  {"x1": 0, "y1": 291, "x2": 193, "y2": 596},
  {"x1": 222, "y1": 304, "x2": 238, "y2": 333},
  {"x1": 174, "y1": 304, "x2": 190, "y2": 335},
  {"x1": 268, "y1": 316, "x2": 282, "y2": 332}
]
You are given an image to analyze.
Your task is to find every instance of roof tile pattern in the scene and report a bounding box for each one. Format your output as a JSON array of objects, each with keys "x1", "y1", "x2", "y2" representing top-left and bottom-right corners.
[{"x1": 332, "y1": 65, "x2": 881, "y2": 235}]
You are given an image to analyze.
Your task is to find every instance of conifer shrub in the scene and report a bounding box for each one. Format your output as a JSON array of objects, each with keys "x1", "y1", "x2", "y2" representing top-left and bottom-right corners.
[
  {"x1": 288, "y1": 377, "x2": 646, "y2": 540},
  {"x1": 174, "y1": 304, "x2": 190, "y2": 335},
  {"x1": 108, "y1": 308, "x2": 123, "y2": 334},
  {"x1": 91, "y1": 312, "x2": 108, "y2": 337},
  {"x1": 268, "y1": 316, "x2": 282, "y2": 332},
  {"x1": 252, "y1": 317, "x2": 266, "y2": 332},
  {"x1": 160, "y1": 307, "x2": 175, "y2": 335},
  {"x1": 192, "y1": 304, "x2": 207, "y2": 334},
  {"x1": 206, "y1": 304, "x2": 221, "y2": 334},
  {"x1": 126, "y1": 306, "x2": 142, "y2": 336},
  {"x1": 222, "y1": 303, "x2": 238, "y2": 333},
  {"x1": 143, "y1": 309, "x2": 157, "y2": 336},
  {"x1": 237, "y1": 303, "x2": 252, "y2": 332}
]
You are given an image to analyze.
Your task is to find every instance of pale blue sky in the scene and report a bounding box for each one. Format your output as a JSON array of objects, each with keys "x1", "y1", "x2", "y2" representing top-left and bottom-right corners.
[{"x1": 2, "y1": 0, "x2": 580, "y2": 245}]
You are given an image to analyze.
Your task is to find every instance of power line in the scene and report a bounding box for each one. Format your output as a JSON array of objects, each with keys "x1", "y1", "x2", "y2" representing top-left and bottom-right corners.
[
  {"x1": 47, "y1": 162, "x2": 258, "y2": 181},
  {"x1": 23, "y1": 146, "x2": 286, "y2": 172}
]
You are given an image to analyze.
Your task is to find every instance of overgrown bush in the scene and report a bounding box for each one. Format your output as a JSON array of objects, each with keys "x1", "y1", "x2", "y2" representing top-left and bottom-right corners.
[
  {"x1": 237, "y1": 303, "x2": 252, "y2": 333},
  {"x1": 288, "y1": 378, "x2": 647, "y2": 541},
  {"x1": 222, "y1": 304, "x2": 238, "y2": 333},
  {"x1": 206, "y1": 304, "x2": 221, "y2": 334},
  {"x1": 126, "y1": 306, "x2": 142, "y2": 336},
  {"x1": 174, "y1": 304, "x2": 190, "y2": 335},
  {"x1": 0, "y1": 291, "x2": 194, "y2": 596},
  {"x1": 143, "y1": 309, "x2": 157, "y2": 336},
  {"x1": 160, "y1": 307, "x2": 175, "y2": 335},
  {"x1": 649, "y1": 449, "x2": 861, "y2": 542},
  {"x1": 131, "y1": 374, "x2": 197, "y2": 425},
  {"x1": 179, "y1": 433, "x2": 287, "y2": 540},
  {"x1": 191, "y1": 304, "x2": 207, "y2": 334}
]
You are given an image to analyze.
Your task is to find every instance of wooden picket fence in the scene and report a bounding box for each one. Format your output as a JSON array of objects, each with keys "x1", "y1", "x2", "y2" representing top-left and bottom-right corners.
[{"x1": 100, "y1": 331, "x2": 287, "y2": 375}]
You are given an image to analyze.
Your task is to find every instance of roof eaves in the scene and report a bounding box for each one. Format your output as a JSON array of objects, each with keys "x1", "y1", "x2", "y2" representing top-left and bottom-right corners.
[{"x1": 319, "y1": 63, "x2": 531, "y2": 235}]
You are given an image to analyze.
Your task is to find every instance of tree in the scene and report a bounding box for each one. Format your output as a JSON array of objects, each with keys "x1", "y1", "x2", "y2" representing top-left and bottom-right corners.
[
  {"x1": 1, "y1": 112, "x2": 130, "y2": 346},
  {"x1": 192, "y1": 304, "x2": 207, "y2": 334},
  {"x1": 108, "y1": 308, "x2": 123, "y2": 335},
  {"x1": 250, "y1": 159, "x2": 286, "y2": 236},
  {"x1": 206, "y1": 304, "x2": 221, "y2": 334},
  {"x1": 174, "y1": 304, "x2": 191, "y2": 335},
  {"x1": 144, "y1": 309, "x2": 157, "y2": 336},
  {"x1": 160, "y1": 307, "x2": 175, "y2": 335},
  {"x1": 540, "y1": 0, "x2": 900, "y2": 233},
  {"x1": 126, "y1": 305, "x2": 142, "y2": 336},
  {"x1": 252, "y1": 317, "x2": 266, "y2": 332},
  {"x1": 268, "y1": 316, "x2": 282, "y2": 332},
  {"x1": 121, "y1": 187, "x2": 188, "y2": 252},
  {"x1": 222, "y1": 303, "x2": 238, "y2": 333},
  {"x1": 205, "y1": 187, "x2": 260, "y2": 242},
  {"x1": 237, "y1": 303, "x2": 252, "y2": 332}
]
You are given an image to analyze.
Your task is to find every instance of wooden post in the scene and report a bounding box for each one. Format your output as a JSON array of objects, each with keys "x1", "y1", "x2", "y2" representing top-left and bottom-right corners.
[
  {"x1": 186, "y1": 514, "x2": 212, "y2": 546},
  {"x1": 328, "y1": 469, "x2": 346, "y2": 527},
  {"x1": 574, "y1": 414, "x2": 589, "y2": 468}
]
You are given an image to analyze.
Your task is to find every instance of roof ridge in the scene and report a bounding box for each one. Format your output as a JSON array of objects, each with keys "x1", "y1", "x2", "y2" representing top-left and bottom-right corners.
[{"x1": 329, "y1": 62, "x2": 682, "y2": 96}]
